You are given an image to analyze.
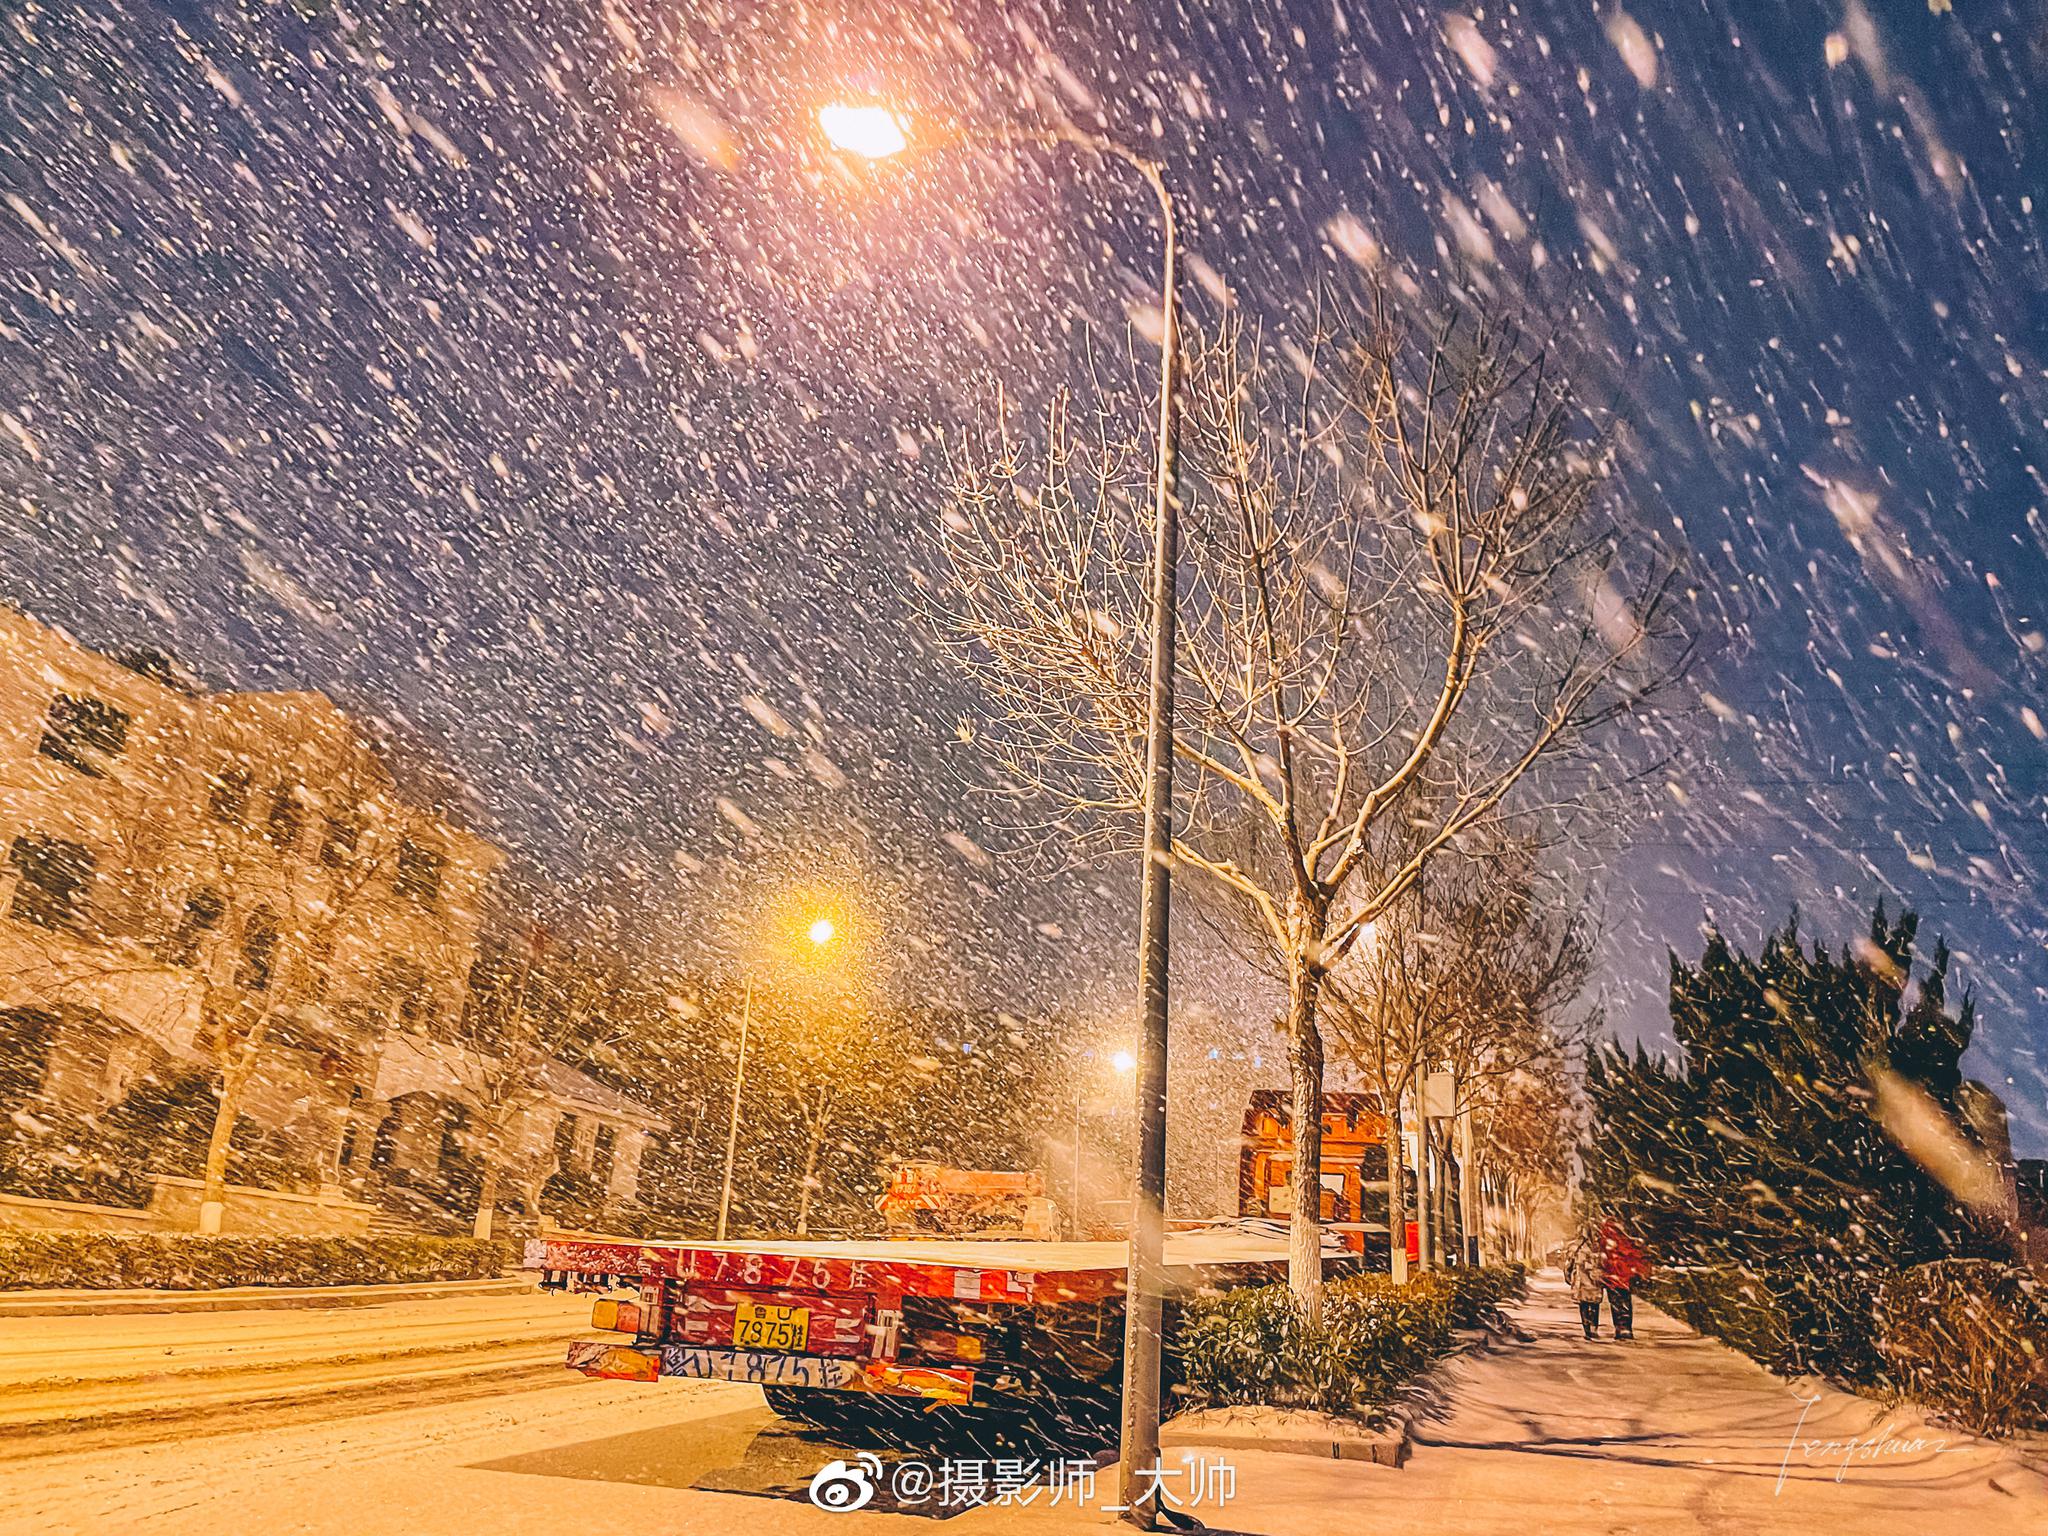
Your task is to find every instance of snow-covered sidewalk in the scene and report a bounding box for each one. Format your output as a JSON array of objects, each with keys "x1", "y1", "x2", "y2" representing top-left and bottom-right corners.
[{"x1": 1041, "y1": 1268, "x2": 2045, "y2": 1536}]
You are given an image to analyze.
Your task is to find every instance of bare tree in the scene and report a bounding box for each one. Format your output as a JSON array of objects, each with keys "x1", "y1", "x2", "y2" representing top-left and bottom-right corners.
[
  {"x1": 934, "y1": 283, "x2": 1690, "y2": 1313},
  {"x1": 1466, "y1": 1047, "x2": 1581, "y2": 1263},
  {"x1": 449, "y1": 929, "x2": 626, "y2": 1239},
  {"x1": 1324, "y1": 838, "x2": 1596, "y2": 1273},
  {"x1": 771, "y1": 1005, "x2": 885, "y2": 1238}
]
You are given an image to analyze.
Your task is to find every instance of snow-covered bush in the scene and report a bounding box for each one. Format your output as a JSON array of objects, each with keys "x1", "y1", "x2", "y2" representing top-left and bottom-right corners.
[
  {"x1": 0, "y1": 1233, "x2": 515, "y2": 1290},
  {"x1": 1876, "y1": 1260, "x2": 2048, "y2": 1436},
  {"x1": 1647, "y1": 1266, "x2": 1802, "y2": 1373},
  {"x1": 1434, "y1": 1262, "x2": 1528, "y2": 1328},
  {"x1": 1172, "y1": 1267, "x2": 1522, "y2": 1416}
]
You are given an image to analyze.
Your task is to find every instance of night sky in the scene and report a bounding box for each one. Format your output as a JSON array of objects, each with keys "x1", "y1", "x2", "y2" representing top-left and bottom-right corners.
[{"x1": 3, "y1": 0, "x2": 2045, "y2": 1153}]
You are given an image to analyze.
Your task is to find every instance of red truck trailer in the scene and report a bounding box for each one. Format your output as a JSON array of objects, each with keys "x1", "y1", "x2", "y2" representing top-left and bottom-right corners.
[{"x1": 528, "y1": 1224, "x2": 1355, "y2": 1434}]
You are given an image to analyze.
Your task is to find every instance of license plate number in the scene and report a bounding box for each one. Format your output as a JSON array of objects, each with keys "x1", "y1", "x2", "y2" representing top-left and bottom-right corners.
[{"x1": 733, "y1": 1301, "x2": 809, "y2": 1352}]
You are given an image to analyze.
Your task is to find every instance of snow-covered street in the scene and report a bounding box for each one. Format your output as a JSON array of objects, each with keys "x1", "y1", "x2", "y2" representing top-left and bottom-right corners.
[
  {"x1": 1, "y1": 1272, "x2": 2040, "y2": 1535},
  {"x1": 0, "y1": 1285, "x2": 592, "y2": 1438}
]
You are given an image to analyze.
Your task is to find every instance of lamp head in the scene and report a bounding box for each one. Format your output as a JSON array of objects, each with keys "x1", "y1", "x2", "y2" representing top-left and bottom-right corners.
[{"x1": 820, "y1": 103, "x2": 909, "y2": 159}]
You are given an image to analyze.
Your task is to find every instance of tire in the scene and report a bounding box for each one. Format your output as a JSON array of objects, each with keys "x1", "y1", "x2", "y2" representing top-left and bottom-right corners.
[{"x1": 761, "y1": 1385, "x2": 858, "y2": 1432}]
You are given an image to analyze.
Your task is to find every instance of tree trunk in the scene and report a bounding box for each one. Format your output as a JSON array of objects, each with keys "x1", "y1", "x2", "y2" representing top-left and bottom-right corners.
[
  {"x1": 473, "y1": 1157, "x2": 501, "y2": 1240},
  {"x1": 1412, "y1": 1063, "x2": 1434, "y2": 1271},
  {"x1": 1457, "y1": 1110, "x2": 1480, "y2": 1266},
  {"x1": 795, "y1": 1123, "x2": 824, "y2": 1237},
  {"x1": 199, "y1": 1039, "x2": 261, "y2": 1234},
  {"x1": 1286, "y1": 952, "x2": 1326, "y2": 1321},
  {"x1": 1387, "y1": 1098, "x2": 1409, "y2": 1282}
]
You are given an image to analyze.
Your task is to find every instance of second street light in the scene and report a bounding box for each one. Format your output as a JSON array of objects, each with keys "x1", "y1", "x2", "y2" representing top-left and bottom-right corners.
[
  {"x1": 821, "y1": 101, "x2": 1183, "y2": 1526},
  {"x1": 715, "y1": 910, "x2": 837, "y2": 1243}
]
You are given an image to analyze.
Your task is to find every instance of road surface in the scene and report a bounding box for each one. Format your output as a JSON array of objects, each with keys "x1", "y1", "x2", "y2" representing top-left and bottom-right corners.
[{"x1": 0, "y1": 1274, "x2": 2041, "y2": 1535}]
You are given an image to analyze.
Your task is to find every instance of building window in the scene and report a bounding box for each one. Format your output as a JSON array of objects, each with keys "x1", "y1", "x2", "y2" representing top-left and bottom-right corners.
[
  {"x1": 303, "y1": 936, "x2": 335, "y2": 1001},
  {"x1": 38, "y1": 694, "x2": 131, "y2": 777},
  {"x1": 377, "y1": 956, "x2": 436, "y2": 1032},
  {"x1": 265, "y1": 788, "x2": 304, "y2": 852},
  {"x1": 161, "y1": 887, "x2": 225, "y2": 966},
  {"x1": 553, "y1": 1113, "x2": 579, "y2": 1172},
  {"x1": 318, "y1": 813, "x2": 361, "y2": 869},
  {"x1": 208, "y1": 767, "x2": 252, "y2": 824},
  {"x1": 593, "y1": 1124, "x2": 617, "y2": 1184},
  {"x1": 6, "y1": 835, "x2": 94, "y2": 931},
  {"x1": 436, "y1": 1102, "x2": 471, "y2": 1174},
  {"x1": 395, "y1": 840, "x2": 443, "y2": 904},
  {"x1": 238, "y1": 910, "x2": 279, "y2": 992}
]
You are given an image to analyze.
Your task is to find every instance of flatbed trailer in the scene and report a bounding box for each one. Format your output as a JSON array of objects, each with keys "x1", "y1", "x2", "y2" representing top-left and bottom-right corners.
[{"x1": 528, "y1": 1226, "x2": 1361, "y2": 1428}]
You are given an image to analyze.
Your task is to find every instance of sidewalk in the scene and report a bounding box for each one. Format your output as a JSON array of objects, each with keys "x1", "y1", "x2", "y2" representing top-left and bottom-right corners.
[{"x1": 1063, "y1": 1269, "x2": 2047, "y2": 1536}]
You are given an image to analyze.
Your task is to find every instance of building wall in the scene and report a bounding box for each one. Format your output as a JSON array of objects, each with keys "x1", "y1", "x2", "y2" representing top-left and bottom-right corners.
[
  {"x1": 1, "y1": 606, "x2": 660, "y2": 1219},
  {"x1": 0, "y1": 607, "x2": 502, "y2": 1180}
]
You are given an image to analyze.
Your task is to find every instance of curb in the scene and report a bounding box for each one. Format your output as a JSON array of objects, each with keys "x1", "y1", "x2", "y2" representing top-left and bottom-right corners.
[
  {"x1": 0, "y1": 1275, "x2": 535, "y2": 1317},
  {"x1": 1160, "y1": 1407, "x2": 1409, "y2": 1466}
]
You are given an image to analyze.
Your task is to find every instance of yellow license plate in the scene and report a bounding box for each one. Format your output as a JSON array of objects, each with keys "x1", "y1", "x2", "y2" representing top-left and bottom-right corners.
[{"x1": 733, "y1": 1301, "x2": 810, "y2": 1353}]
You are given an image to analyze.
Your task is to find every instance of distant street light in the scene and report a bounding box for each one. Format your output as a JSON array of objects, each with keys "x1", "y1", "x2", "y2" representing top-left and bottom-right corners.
[
  {"x1": 715, "y1": 911, "x2": 839, "y2": 1242},
  {"x1": 1071, "y1": 1047, "x2": 1139, "y2": 1241},
  {"x1": 819, "y1": 101, "x2": 1184, "y2": 1524}
]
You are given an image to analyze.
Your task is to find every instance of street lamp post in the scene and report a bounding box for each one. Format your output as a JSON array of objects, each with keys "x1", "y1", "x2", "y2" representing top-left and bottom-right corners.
[
  {"x1": 821, "y1": 104, "x2": 1183, "y2": 1526},
  {"x1": 714, "y1": 916, "x2": 836, "y2": 1243},
  {"x1": 714, "y1": 977, "x2": 751, "y2": 1243}
]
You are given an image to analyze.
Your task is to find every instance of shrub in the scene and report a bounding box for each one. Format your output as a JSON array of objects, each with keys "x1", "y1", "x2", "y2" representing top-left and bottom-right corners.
[
  {"x1": 0, "y1": 1233, "x2": 517, "y2": 1291},
  {"x1": 1876, "y1": 1260, "x2": 2048, "y2": 1437},
  {"x1": 1172, "y1": 1267, "x2": 1526, "y2": 1416},
  {"x1": 1646, "y1": 1265, "x2": 1804, "y2": 1373},
  {"x1": 1432, "y1": 1263, "x2": 1528, "y2": 1328}
]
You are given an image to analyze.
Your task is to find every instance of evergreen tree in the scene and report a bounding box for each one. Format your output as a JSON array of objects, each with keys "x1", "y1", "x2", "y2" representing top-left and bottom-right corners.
[{"x1": 1585, "y1": 904, "x2": 2001, "y2": 1379}]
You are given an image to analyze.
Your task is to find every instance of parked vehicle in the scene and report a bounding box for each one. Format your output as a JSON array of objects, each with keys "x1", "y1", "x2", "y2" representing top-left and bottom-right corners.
[
  {"x1": 874, "y1": 1161, "x2": 1060, "y2": 1241},
  {"x1": 530, "y1": 1224, "x2": 1357, "y2": 1436}
]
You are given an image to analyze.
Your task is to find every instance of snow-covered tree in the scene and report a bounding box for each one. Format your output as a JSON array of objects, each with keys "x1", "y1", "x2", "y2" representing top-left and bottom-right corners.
[{"x1": 935, "y1": 286, "x2": 1690, "y2": 1314}]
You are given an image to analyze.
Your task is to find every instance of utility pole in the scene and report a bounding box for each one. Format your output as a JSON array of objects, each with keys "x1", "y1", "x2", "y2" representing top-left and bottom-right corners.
[
  {"x1": 715, "y1": 979, "x2": 751, "y2": 1242},
  {"x1": 1119, "y1": 157, "x2": 1181, "y2": 1531}
]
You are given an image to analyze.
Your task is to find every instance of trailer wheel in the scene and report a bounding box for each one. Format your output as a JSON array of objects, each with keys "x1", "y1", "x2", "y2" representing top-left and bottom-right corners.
[{"x1": 761, "y1": 1385, "x2": 861, "y2": 1433}]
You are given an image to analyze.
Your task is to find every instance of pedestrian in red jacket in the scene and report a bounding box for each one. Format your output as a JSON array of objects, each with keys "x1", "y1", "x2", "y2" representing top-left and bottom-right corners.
[{"x1": 1599, "y1": 1222, "x2": 1651, "y2": 1340}]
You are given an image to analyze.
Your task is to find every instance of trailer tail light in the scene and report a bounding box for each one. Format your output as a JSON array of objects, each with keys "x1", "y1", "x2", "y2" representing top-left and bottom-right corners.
[
  {"x1": 591, "y1": 1299, "x2": 644, "y2": 1334},
  {"x1": 910, "y1": 1327, "x2": 986, "y2": 1363}
]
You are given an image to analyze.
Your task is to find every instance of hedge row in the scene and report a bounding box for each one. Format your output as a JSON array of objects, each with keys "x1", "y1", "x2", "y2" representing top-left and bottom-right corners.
[
  {"x1": 1644, "y1": 1265, "x2": 1804, "y2": 1373},
  {"x1": 1650, "y1": 1259, "x2": 2047, "y2": 1437},
  {"x1": 0, "y1": 1232, "x2": 517, "y2": 1291},
  {"x1": 1875, "y1": 1259, "x2": 2048, "y2": 1437},
  {"x1": 1173, "y1": 1264, "x2": 1527, "y2": 1417}
]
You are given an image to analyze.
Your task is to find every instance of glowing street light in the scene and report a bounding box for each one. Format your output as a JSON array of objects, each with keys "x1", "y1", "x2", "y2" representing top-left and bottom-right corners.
[
  {"x1": 1071, "y1": 1046, "x2": 1140, "y2": 1243},
  {"x1": 716, "y1": 910, "x2": 840, "y2": 1241},
  {"x1": 819, "y1": 103, "x2": 909, "y2": 160},
  {"x1": 818, "y1": 98, "x2": 1184, "y2": 1527}
]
